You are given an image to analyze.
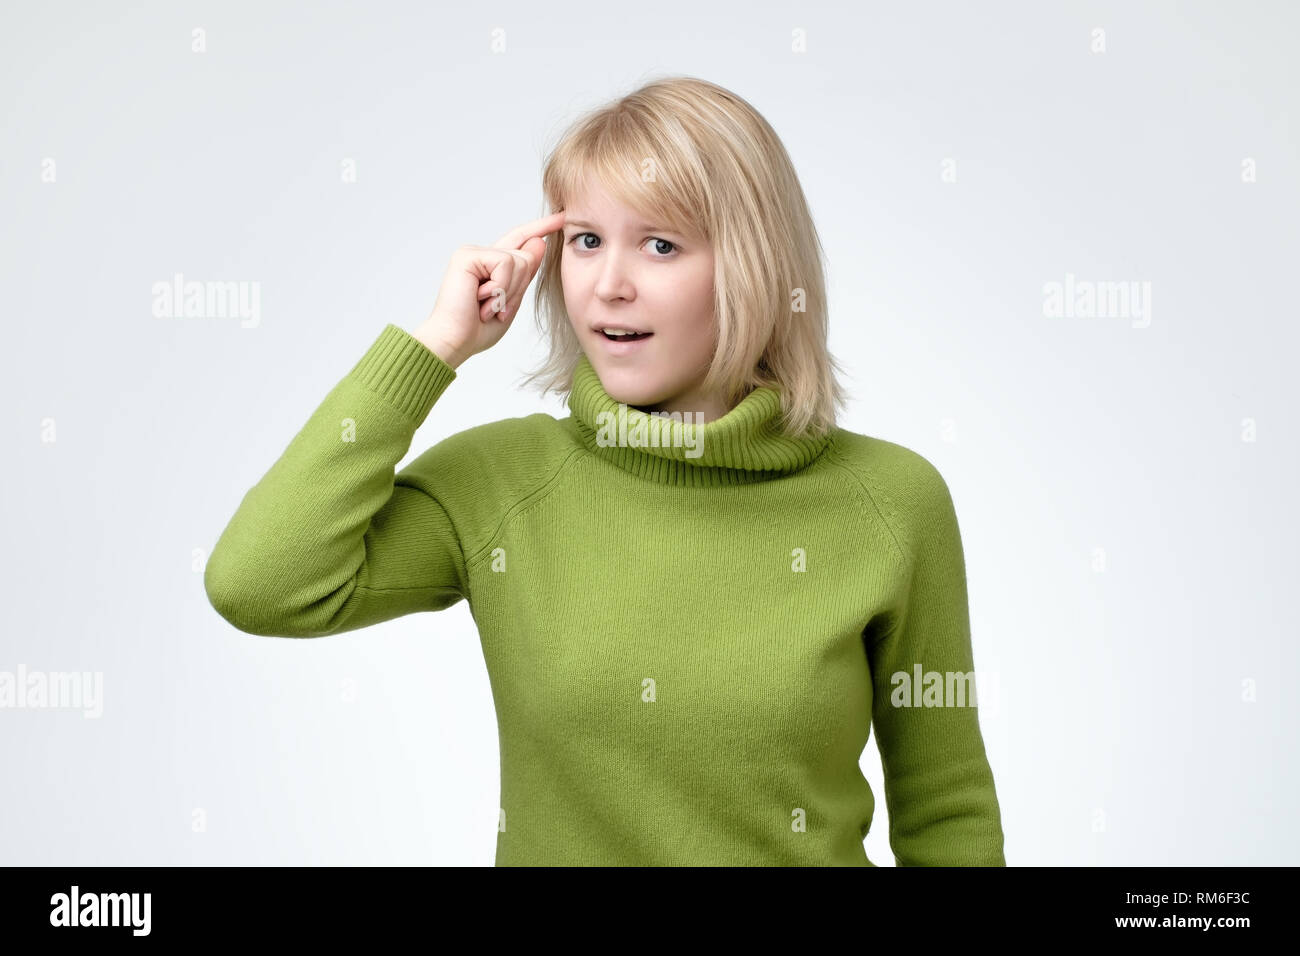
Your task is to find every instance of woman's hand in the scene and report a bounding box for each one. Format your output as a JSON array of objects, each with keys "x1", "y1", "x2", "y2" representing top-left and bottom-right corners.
[{"x1": 413, "y1": 210, "x2": 566, "y2": 368}]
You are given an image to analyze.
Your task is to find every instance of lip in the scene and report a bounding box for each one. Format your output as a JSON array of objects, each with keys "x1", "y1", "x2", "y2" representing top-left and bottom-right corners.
[
  {"x1": 594, "y1": 328, "x2": 654, "y2": 356},
  {"x1": 591, "y1": 323, "x2": 651, "y2": 334}
]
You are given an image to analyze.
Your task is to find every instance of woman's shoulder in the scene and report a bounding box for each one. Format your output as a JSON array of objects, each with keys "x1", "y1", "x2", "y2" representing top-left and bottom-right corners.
[
  {"x1": 396, "y1": 411, "x2": 582, "y2": 513},
  {"x1": 425, "y1": 410, "x2": 574, "y2": 460},
  {"x1": 823, "y1": 426, "x2": 960, "y2": 533},
  {"x1": 826, "y1": 426, "x2": 949, "y2": 489}
]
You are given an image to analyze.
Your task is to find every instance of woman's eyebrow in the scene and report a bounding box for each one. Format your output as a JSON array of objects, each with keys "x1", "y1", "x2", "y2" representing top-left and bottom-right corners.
[{"x1": 566, "y1": 219, "x2": 682, "y2": 235}]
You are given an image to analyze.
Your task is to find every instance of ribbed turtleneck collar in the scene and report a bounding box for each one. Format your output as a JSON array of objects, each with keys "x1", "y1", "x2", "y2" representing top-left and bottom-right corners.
[{"x1": 565, "y1": 352, "x2": 831, "y2": 486}]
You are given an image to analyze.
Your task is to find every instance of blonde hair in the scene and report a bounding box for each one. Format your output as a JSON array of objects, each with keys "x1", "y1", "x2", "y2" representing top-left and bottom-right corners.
[{"x1": 521, "y1": 74, "x2": 849, "y2": 437}]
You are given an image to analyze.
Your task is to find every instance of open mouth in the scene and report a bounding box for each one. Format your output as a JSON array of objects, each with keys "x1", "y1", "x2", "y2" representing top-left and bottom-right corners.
[{"x1": 601, "y1": 330, "x2": 652, "y2": 341}]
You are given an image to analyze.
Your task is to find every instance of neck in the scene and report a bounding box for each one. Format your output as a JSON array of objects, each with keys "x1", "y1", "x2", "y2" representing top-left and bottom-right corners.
[
  {"x1": 566, "y1": 353, "x2": 833, "y2": 487},
  {"x1": 631, "y1": 392, "x2": 731, "y2": 424}
]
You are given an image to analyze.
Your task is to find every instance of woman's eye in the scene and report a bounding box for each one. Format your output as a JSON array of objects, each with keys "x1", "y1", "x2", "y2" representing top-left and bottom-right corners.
[{"x1": 567, "y1": 233, "x2": 677, "y2": 258}]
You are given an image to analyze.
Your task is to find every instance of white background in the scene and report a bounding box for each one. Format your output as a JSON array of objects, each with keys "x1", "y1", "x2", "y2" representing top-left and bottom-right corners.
[{"x1": 2, "y1": 0, "x2": 1296, "y2": 865}]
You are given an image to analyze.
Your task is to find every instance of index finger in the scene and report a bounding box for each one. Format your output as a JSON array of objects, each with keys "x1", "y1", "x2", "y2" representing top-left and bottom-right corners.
[{"x1": 492, "y1": 210, "x2": 567, "y2": 250}]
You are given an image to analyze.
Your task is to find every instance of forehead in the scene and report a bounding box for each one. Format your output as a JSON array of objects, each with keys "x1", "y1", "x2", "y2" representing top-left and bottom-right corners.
[
  {"x1": 564, "y1": 191, "x2": 651, "y2": 225},
  {"x1": 561, "y1": 169, "x2": 705, "y2": 241},
  {"x1": 563, "y1": 175, "x2": 677, "y2": 230},
  {"x1": 562, "y1": 204, "x2": 693, "y2": 240},
  {"x1": 565, "y1": 215, "x2": 675, "y2": 233}
]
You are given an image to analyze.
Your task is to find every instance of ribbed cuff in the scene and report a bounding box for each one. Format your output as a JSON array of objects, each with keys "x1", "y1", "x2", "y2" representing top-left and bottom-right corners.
[{"x1": 349, "y1": 323, "x2": 458, "y2": 420}]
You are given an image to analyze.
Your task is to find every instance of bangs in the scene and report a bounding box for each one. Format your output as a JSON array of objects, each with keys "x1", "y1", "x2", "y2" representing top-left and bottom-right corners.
[{"x1": 546, "y1": 113, "x2": 709, "y2": 244}]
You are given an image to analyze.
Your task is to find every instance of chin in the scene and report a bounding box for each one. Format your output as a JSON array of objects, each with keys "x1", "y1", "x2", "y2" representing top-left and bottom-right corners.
[
  {"x1": 605, "y1": 383, "x2": 664, "y2": 409},
  {"x1": 590, "y1": 363, "x2": 667, "y2": 408}
]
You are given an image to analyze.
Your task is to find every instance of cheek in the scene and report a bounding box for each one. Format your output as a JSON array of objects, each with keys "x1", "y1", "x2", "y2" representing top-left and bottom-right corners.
[
  {"x1": 560, "y1": 255, "x2": 585, "y2": 296},
  {"x1": 681, "y1": 268, "x2": 715, "y2": 319},
  {"x1": 558, "y1": 258, "x2": 577, "y2": 305}
]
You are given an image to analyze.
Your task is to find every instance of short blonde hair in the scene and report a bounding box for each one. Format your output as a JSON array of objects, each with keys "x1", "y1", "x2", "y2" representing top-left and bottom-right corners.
[{"x1": 521, "y1": 74, "x2": 848, "y2": 437}]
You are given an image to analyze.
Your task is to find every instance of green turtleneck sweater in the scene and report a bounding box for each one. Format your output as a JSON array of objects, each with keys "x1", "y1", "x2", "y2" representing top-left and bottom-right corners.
[{"x1": 204, "y1": 323, "x2": 1007, "y2": 867}]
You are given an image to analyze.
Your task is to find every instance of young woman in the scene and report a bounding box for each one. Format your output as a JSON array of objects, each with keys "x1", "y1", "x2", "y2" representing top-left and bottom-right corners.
[{"x1": 205, "y1": 75, "x2": 1007, "y2": 867}]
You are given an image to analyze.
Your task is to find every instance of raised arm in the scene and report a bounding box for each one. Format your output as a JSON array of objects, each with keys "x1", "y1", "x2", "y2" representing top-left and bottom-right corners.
[
  {"x1": 204, "y1": 211, "x2": 564, "y2": 637},
  {"x1": 204, "y1": 325, "x2": 467, "y2": 637}
]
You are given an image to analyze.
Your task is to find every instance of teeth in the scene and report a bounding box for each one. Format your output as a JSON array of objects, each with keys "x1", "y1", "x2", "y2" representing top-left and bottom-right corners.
[{"x1": 603, "y1": 329, "x2": 647, "y2": 336}]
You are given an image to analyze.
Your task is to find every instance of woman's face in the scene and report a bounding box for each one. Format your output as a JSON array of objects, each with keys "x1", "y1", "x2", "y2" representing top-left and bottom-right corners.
[{"x1": 560, "y1": 179, "x2": 726, "y2": 421}]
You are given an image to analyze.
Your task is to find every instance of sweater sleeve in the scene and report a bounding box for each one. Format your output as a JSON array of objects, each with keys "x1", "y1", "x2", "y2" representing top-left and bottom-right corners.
[
  {"x1": 204, "y1": 323, "x2": 468, "y2": 638},
  {"x1": 865, "y1": 456, "x2": 1007, "y2": 866}
]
